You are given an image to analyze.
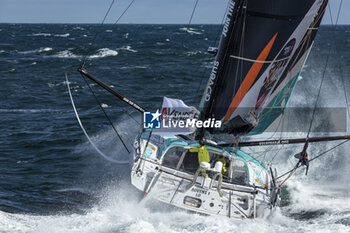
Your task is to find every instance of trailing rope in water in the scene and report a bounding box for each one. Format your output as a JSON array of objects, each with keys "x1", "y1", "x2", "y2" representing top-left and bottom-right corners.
[{"x1": 65, "y1": 73, "x2": 131, "y2": 164}]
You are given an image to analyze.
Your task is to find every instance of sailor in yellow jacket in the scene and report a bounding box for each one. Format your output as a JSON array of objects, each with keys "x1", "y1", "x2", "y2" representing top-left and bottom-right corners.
[
  {"x1": 186, "y1": 139, "x2": 210, "y2": 177},
  {"x1": 186, "y1": 140, "x2": 227, "y2": 173},
  {"x1": 188, "y1": 145, "x2": 210, "y2": 164}
]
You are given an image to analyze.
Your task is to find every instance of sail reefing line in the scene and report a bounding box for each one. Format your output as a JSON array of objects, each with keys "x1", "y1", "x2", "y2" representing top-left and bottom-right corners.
[{"x1": 65, "y1": 73, "x2": 131, "y2": 164}]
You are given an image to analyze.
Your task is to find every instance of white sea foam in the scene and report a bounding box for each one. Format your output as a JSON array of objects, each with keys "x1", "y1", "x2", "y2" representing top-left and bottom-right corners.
[
  {"x1": 101, "y1": 103, "x2": 109, "y2": 108},
  {"x1": 88, "y1": 48, "x2": 118, "y2": 59},
  {"x1": 1, "y1": 182, "x2": 349, "y2": 233},
  {"x1": 18, "y1": 47, "x2": 52, "y2": 54},
  {"x1": 0, "y1": 50, "x2": 5, "y2": 54},
  {"x1": 119, "y1": 65, "x2": 148, "y2": 70},
  {"x1": 117, "y1": 45, "x2": 138, "y2": 53},
  {"x1": 51, "y1": 48, "x2": 118, "y2": 59},
  {"x1": 53, "y1": 50, "x2": 80, "y2": 59},
  {"x1": 105, "y1": 30, "x2": 113, "y2": 33},
  {"x1": 31, "y1": 33, "x2": 51, "y2": 37},
  {"x1": 54, "y1": 33, "x2": 70, "y2": 37},
  {"x1": 186, "y1": 50, "x2": 202, "y2": 56},
  {"x1": 124, "y1": 33, "x2": 129, "y2": 39},
  {"x1": 73, "y1": 26, "x2": 85, "y2": 30},
  {"x1": 179, "y1": 27, "x2": 202, "y2": 35}
]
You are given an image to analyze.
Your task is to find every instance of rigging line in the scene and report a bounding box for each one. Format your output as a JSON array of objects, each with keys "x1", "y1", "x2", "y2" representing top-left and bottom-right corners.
[
  {"x1": 196, "y1": 0, "x2": 230, "y2": 94},
  {"x1": 125, "y1": 110, "x2": 141, "y2": 125},
  {"x1": 305, "y1": 1, "x2": 339, "y2": 138},
  {"x1": 232, "y1": 0, "x2": 246, "y2": 108},
  {"x1": 65, "y1": 73, "x2": 131, "y2": 164},
  {"x1": 275, "y1": 139, "x2": 350, "y2": 181},
  {"x1": 230, "y1": 55, "x2": 290, "y2": 64},
  {"x1": 82, "y1": 0, "x2": 136, "y2": 66},
  {"x1": 187, "y1": 0, "x2": 200, "y2": 27},
  {"x1": 266, "y1": 101, "x2": 289, "y2": 164},
  {"x1": 329, "y1": 0, "x2": 349, "y2": 118},
  {"x1": 113, "y1": 0, "x2": 136, "y2": 24},
  {"x1": 139, "y1": 102, "x2": 163, "y2": 170},
  {"x1": 182, "y1": 0, "x2": 200, "y2": 47},
  {"x1": 81, "y1": 0, "x2": 116, "y2": 66},
  {"x1": 239, "y1": 0, "x2": 248, "y2": 105},
  {"x1": 179, "y1": 0, "x2": 200, "y2": 51},
  {"x1": 80, "y1": 74, "x2": 131, "y2": 153}
]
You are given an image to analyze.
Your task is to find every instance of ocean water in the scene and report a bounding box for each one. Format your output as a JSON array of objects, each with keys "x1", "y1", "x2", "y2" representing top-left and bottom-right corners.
[{"x1": 0, "y1": 24, "x2": 349, "y2": 232}]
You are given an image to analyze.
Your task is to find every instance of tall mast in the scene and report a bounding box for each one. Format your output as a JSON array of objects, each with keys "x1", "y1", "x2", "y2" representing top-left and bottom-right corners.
[{"x1": 199, "y1": 0, "x2": 241, "y2": 121}]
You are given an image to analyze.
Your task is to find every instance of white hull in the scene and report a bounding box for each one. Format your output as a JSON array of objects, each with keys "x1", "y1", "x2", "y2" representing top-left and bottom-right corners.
[{"x1": 131, "y1": 136, "x2": 280, "y2": 219}]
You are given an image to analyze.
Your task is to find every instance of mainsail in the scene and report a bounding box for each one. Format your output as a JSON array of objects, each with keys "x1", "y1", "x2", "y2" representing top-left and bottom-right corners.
[{"x1": 199, "y1": 0, "x2": 329, "y2": 135}]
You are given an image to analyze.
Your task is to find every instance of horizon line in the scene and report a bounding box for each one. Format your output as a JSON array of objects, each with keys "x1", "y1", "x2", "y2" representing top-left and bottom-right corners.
[{"x1": 0, "y1": 22, "x2": 349, "y2": 26}]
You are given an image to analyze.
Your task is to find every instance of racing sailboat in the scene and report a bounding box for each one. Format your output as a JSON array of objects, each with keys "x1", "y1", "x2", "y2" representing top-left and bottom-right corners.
[
  {"x1": 128, "y1": 0, "x2": 332, "y2": 218},
  {"x1": 71, "y1": 0, "x2": 349, "y2": 219}
]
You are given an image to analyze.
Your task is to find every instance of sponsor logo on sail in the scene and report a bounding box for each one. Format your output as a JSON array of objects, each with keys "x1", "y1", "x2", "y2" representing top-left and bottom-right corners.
[
  {"x1": 222, "y1": 0, "x2": 236, "y2": 38},
  {"x1": 205, "y1": 60, "x2": 219, "y2": 102}
]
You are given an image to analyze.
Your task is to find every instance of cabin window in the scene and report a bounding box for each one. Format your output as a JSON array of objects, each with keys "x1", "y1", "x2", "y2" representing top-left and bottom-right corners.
[
  {"x1": 162, "y1": 146, "x2": 185, "y2": 169},
  {"x1": 180, "y1": 151, "x2": 199, "y2": 173},
  {"x1": 230, "y1": 159, "x2": 248, "y2": 184}
]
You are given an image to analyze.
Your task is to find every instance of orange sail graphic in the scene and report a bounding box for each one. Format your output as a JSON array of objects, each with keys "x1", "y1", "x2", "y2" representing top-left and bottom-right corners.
[{"x1": 223, "y1": 33, "x2": 278, "y2": 123}]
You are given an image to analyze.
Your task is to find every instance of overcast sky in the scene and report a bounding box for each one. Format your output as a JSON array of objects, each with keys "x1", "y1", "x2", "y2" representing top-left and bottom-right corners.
[{"x1": 0, "y1": 0, "x2": 348, "y2": 24}]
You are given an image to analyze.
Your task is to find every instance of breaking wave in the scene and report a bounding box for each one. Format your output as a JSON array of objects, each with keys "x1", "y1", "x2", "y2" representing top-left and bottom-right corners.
[
  {"x1": 117, "y1": 45, "x2": 138, "y2": 53},
  {"x1": 88, "y1": 48, "x2": 118, "y2": 59},
  {"x1": 54, "y1": 33, "x2": 70, "y2": 37},
  {"x1": 18, "y1": 47, "x2": 52, "y2": 54},
  {"x1": 179, "y1": 27, "x2": 203, "y2": 35},
  {"x1": 31, "y1": 33, "x2": 51, "y2": 37},
  {"x1": 52, "y1": 48, "x2": 118, "y2": 59},
  {"x1": 53, "y1": 50, "x2": 80, "y2": 59}
]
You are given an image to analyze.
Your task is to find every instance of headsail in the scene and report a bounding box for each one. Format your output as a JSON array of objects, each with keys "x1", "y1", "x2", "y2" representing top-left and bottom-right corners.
[{"x1": 199, "y1": 0, "x2": 328, "y2": 135}]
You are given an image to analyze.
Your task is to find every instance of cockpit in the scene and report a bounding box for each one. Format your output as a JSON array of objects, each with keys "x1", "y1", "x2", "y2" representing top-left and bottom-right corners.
[{"x1": 161, "y1": 145, "x2": 249, "y2": 185}]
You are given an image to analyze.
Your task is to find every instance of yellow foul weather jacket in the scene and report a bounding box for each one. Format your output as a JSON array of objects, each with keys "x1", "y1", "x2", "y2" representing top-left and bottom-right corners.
[{"x1": 189, "y1": 146, "x2": 210, "y2": 164}]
